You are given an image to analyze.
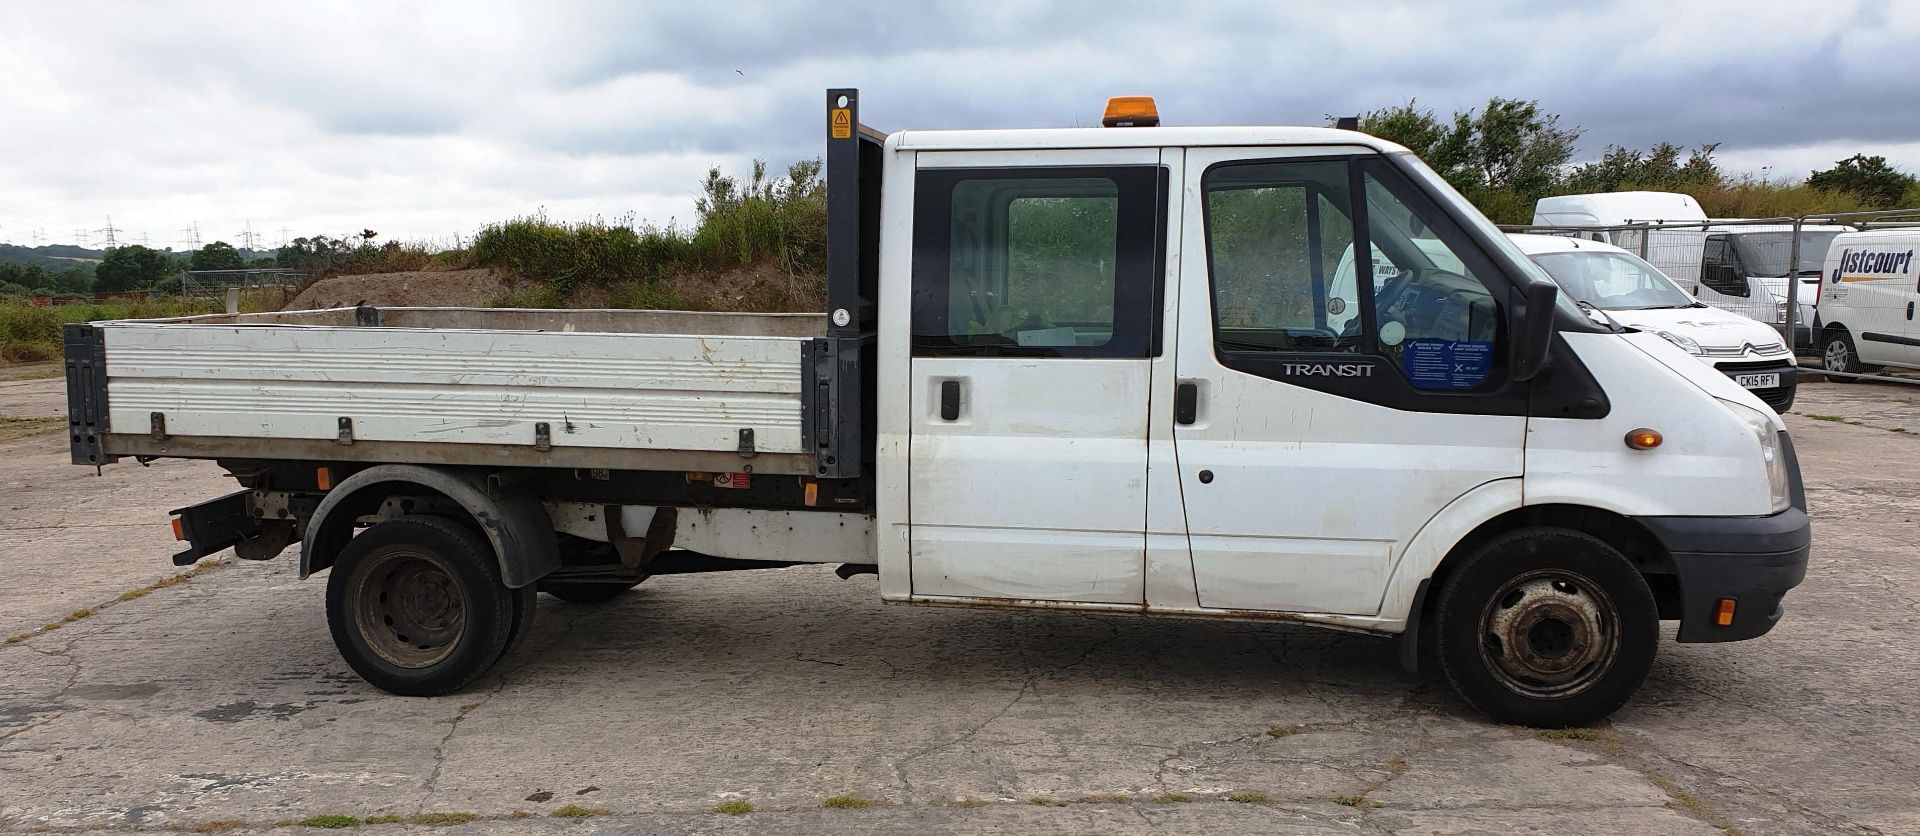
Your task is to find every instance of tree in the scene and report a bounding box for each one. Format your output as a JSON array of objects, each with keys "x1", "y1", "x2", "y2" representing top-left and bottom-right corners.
[
  {"x1": 94, "y1": 245, "x2": 176, "y2": 293},
  {"x1": 1808, "y1": 154, "x2": 1918, "y2": 209},
  {"x1": 1564, "y1": 142, "x2": 1723, "y2": 193},
  {"x1": 190, "y1": 240, "x2": 247, "y2": 272},
  {"x1": 1353, "y1": 98, "x2": 1580, "y2": 222}
]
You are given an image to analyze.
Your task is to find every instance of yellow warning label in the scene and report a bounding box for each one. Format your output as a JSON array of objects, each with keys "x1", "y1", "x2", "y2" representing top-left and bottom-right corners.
[{"x1": 830, "y1": 108, "x2": 852, "y2": 139}]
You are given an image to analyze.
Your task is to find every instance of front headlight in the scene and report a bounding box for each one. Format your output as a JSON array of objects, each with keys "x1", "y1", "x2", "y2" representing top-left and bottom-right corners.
[
  {"x1": 1718, "y1": 398, "x2": 1790, "y2": 513},
  {"x1": 1656, "y1": 330, "x2": 1704, "y2": 355}
]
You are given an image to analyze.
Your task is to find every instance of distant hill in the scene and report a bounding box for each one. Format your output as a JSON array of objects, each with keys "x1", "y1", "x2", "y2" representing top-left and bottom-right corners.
[
  {"x1": 0, "y1": 242, "x2": 275, "y2": 270},
  {"x1": 0, "y1": 243, "x2": 108, "y2": 268}
]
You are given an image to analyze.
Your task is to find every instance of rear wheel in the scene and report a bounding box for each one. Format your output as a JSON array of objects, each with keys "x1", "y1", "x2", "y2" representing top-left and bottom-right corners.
[
  {"x1": 1433, "y1": 528, "x2": 1658, "y2": 727},
  {"x1": 1822, "y1": 330, "x2": 1876, "y2": 382},
  {"x1": 326, "y1": 515, "x2": 517, "y2": 696}
]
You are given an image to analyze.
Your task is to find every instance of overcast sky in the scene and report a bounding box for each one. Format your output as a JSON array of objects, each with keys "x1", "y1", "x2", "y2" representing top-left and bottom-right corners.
[{"x1": 3, "y1": 0, "x2": 1918, "y2": 249}]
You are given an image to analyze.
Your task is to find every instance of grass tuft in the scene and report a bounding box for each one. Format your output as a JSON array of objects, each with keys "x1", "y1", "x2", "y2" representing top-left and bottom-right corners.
[
  {"x1": 549, "y1": 804, "x2": 610, "y2": 818},
  {"x1": 1333, "y1": 795, "x2": 1365, "y2": 807},
  {"x1": 1226, "y1": 792, "x2": 1270, "y2": 804},
  {"x1": 298, "y1": 814, "x2": 362, "y2": 828},
  {"x1": 188, "y1": 821, "x2": 247, "y2": 834},
  {"x1": 1535, "y1": 727, "x2": 1601, "y2": 742},
  {"x1": 1027, "y1": 796, "x2": 1059, "y2": 806},
  {"x1": 408, "y1": 812, "x2": 477, "y2": 825},
  {"x1": 822, "y1": 795, "x2": 875, "y2": 809},
  {"x1": 1151, "y1": 792, "x2": 1192, "y2": 803},
  {"x1": 710, "y1": 800, "x2": 753, "y2": 816},
  {"x1": 1267, "y1": 724, "x2": 1304, "y2": 738},
  {"x1": 362, "y1": 814, "x2": 403, "y2": 824}
]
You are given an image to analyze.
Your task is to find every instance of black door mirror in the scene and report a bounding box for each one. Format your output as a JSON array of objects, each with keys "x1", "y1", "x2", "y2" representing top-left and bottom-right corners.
[{"x1": 1512, "y1": 279, "x2": 1559, "y2": 383}]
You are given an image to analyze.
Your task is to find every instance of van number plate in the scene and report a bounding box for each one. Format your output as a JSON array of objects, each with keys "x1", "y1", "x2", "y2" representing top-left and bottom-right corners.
[{"x1": 1734, "y1": 373, "x2": 1780, "y2": 389}]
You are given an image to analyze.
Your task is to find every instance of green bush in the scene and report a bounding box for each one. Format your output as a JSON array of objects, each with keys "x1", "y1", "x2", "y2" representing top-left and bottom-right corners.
[
  {"x1": 0, "y1": 298, "x2": 229, "y2": 363},
  {"x1": 468, "y1": 158, "x2": 824, "y2": 298}
]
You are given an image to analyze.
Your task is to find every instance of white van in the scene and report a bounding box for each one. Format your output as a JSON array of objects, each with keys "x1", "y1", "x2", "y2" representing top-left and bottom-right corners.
[
  {"x1": 1814, "y1": 228, "x2": 1920, "y2": 377},
  {"x1": 1702, "y1": 223, "x2": 1851, "y2": 350},
  {"x1": 1509, "y1": 234, "x2": 1797, "y2": 410},
  {"x1": 63, "y1": 90, "x2": 1813, "y2": 727},
  {"x1": 1534, "y1": 193, "x2": 1844, "y2": 345}
]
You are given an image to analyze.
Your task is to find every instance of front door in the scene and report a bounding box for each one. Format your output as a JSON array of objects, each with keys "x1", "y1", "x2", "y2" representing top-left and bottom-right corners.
[
  {"x1": 907, "y1": 150, "x2": 1168, "y2": 603},
  {"x1": 1172, "y1": 148, "x2": 1527, "y2": 615}
]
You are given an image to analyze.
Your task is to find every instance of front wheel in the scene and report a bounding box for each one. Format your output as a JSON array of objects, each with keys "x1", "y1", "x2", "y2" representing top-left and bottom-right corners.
[
  {"x1": 326, "y1": 515, "x2": 518, "y2": 696},
  {"x1": 1433, "y1": 528, "x2": 1658, "y2": 727}
]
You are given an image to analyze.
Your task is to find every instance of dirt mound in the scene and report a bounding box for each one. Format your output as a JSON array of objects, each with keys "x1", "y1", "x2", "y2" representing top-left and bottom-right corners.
[{"x1": 283, "y1": 269, "x2": 508, "y2": 310}]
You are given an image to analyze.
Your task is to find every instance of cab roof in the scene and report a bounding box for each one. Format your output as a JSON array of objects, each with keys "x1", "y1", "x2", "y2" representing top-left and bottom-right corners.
[{"x1": 890, "y1": 126, "x2": 1410, "y2": 154}]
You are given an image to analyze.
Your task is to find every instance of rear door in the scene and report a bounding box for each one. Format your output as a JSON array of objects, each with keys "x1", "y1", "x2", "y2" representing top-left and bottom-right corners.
[
  {"x1": 1171, "y1": 148, "x2": 1527, "y2": 615},
  {"x1": 906, "y1": 150, "x2": 1169, "y2": 603}
]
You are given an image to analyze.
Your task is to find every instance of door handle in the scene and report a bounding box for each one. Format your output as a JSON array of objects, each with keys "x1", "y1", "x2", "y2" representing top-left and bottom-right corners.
[
  {"x1": 1174, "y1": 382, "x2": 1198, "y2": 425},
  {"x1": 1907, "y1": 301, "x2": 1914, "y2": 321},
  {"x1": 940, "y1": 379, "x2": 961, "y2": 421}
]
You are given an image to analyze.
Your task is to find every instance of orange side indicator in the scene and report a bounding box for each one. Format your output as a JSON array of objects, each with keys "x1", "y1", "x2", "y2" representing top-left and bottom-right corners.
[
  {"x1": 1625, "y1": 428, "x2": 1663, "y2": 450},
  {"x1": 315, "y1": 466, "x2": 333, "y2": 491},
  {"x1": 170, "y1": 517, "x2": 185, "y2": 542},
  {"x1": 1715, "y1": 598, "x2": 1737, "y2": 626}
]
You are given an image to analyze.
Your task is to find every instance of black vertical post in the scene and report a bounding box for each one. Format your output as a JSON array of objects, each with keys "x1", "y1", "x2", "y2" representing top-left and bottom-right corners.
[{"x1": 808, "y1": 88, "x2": 881, "y2": 480}]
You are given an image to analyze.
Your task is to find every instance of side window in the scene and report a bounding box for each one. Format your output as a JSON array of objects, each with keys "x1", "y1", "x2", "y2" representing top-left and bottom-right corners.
[
  {"x1": 1361, "y1": 171, "x2": 1501, "y2": 390},
  {"x1": 1700, "y1": 236, "x2": 1749, "y2": 297},
  {"x1": 1201, "y1": 157, "x2": 1505, "y2": 392},
  {"x1": 1205, "y1": 163, "x2": 1358, "y2": 349},
  {"x1": 911, "y1": 166, "x2": 1164, "y2": 357}
]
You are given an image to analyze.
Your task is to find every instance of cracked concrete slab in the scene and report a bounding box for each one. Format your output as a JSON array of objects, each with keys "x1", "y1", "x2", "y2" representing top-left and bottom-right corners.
[{"x1": 0, "y1": 378, "x2": 1915, "y2": 834}]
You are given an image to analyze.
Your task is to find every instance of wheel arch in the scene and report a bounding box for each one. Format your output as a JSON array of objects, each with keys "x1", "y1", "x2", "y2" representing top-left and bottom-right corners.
[
  {"x1": 1412, "y1": 503, "x2": 1679, "y2": 631},
  {"x1": 300, "y1": 464, "x2": 559, "y2": 588}
]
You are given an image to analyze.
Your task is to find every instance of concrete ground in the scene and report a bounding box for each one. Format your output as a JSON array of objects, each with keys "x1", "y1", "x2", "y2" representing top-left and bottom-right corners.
[{"x1": 1, "y1": 376, "x2": 1917, "y2": 835}]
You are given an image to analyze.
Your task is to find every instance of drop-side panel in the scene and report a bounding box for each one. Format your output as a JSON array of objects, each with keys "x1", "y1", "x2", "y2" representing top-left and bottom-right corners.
[{"x1": 100, "y1": 323, "x2": 810, "y2": 455}]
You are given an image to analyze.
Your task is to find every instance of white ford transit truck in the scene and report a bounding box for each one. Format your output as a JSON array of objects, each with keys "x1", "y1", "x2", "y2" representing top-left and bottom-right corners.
[{"x1": 64, "y1": 91, "x2": 1809, "y2": 727}]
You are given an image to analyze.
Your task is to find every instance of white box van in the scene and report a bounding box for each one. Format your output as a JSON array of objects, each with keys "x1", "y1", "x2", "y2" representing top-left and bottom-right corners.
[
  {"x1": 1813, "y1": 228, "x2": 1920, "y2": 377},
  {"x1": 1508, "y1": 234, "x2": 1797, "y2": 410}
]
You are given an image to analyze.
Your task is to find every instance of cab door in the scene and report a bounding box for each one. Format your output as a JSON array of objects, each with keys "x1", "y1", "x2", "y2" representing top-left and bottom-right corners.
[
  {"x1": 1171, "y1": 149, "x2": 1527, "y2": 615},
  {"x1": 906, "y1": 150, "x2": 1169, "y2": 604}
]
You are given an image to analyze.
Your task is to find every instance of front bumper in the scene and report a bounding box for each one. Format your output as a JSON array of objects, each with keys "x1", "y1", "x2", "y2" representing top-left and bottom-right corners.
[{"x1": 1639, "y1": 432, "x2": 1810, "y2": 642}]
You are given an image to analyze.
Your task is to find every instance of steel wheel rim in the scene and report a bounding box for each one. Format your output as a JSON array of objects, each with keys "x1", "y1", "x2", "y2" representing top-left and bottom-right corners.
[
  {"x1": 1826, "y1": 339, "x2": 1850, "y2": 372},
  {"x1": 1477, "y1": 568, "x2": 1620, "y2": 700},
  {"x1": 350, "y1": 547, "x2": 466, "y2": 669}
]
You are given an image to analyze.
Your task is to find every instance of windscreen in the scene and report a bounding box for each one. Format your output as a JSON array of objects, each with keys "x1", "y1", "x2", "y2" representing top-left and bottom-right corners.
[
  {"x1": 1733, "y1": 230, "x2": 1843, "y2": 277},
  {"x1": 1529, "y1": 251, "x2": 1695, "y2": 310}
]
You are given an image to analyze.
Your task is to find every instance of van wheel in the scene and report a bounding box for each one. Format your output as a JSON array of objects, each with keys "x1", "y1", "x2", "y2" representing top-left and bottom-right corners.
[
  {"x1": 326, "y1": 515, "x2": 517, "y2": 696},
  {"x1": 1822, "y1": 330, "x2": 1876, "y2": 382},
  {"x1": 1434, "y1": 528, "x2": 1658, "y2": 727}
]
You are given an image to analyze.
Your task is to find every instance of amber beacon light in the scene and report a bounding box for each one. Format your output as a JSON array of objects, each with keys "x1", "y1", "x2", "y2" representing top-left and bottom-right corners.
[
  {"x1": 1102, "y1": 96, "x2": 1159, "y2": 127},
  {"x1": 1624, "y1": 428, "x2": 1663, "y2": 450}
]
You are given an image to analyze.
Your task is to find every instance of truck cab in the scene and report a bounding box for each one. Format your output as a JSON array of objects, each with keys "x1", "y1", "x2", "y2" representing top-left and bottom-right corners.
[{"x1": 77, "y1": 91, "x2": 1811, "y2": 727}]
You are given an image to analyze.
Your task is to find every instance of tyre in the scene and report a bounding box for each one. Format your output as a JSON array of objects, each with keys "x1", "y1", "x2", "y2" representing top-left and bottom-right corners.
[
  {"x1": 539, "y1": 578, "x2": 644, "y2": 604},
  {"x1": 1821, "y1": 330, "x2": 1876, "y2": 382},
  {"x1": 1433, "y1": 527, "x2": 1659, "y2": 727},
  {"x1": 326, "y1": 515, "x2": 518, "y2": 696}
]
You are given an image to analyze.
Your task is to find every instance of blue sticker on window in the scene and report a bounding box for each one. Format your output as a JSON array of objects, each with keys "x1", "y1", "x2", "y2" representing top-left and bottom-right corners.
[{"x1": 1402, "y1": 339, "x2": 1493, "y2": 390}]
